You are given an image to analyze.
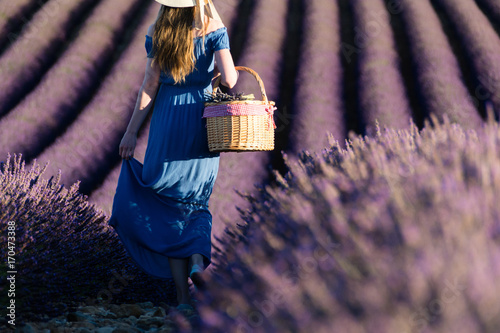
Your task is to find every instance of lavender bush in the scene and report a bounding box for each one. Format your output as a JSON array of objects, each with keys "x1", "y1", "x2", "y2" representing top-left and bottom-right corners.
[
  {"x1": 398, "y1": 0, "x2": 482, "y2": 128},
  {"x1": 0, "y1": 0, "x2": 144, "y2": 162},
  {"x1": 351, "y1": 0, "x2": 411, "y2": 136},
  {"x1": 0, "y1": 0, "x2": 39, "y2": 51},
  {"x1": 432, "y1": 0, "x2": 500, "y2": 120},
  {"x1": 0, "y1": 0, "x2": 100, "y2": 116},
  {"x1": 199, "y1": 115, "x2": 500, "y2": 332},
  {"x1": 0, "y1": 154, "x2": 176, "y2": 322},
  {"x1": 289, "y1": 0, "x2": 345, "y2": 153}
]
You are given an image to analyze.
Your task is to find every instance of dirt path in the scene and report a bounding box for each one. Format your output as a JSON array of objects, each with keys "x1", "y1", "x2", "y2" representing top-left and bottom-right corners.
[{"x1": 9, "y1": 301, "x2": 202, "y2": 332}]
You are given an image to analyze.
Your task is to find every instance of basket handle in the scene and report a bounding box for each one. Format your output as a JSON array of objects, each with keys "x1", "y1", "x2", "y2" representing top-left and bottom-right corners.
[{"x1": 212, "y1": 66, "x2": 269, "y2": 103}]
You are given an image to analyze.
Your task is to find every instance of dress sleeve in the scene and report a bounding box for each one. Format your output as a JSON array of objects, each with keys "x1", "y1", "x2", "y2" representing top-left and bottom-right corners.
[
  {"x1": 145, "y1": 35, "x2": 154, "y2": 58},
  {"x1": 212, "y1": 27, "x2": 230, "y2": 51}
]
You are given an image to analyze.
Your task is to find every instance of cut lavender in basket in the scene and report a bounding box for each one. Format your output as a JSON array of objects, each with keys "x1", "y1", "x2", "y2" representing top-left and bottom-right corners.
[{"x1": 204, "y1": 91, "x2": 255, "y2": 103}]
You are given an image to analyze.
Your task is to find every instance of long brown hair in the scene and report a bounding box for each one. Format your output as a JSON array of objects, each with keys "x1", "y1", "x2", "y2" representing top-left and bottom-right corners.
[{"x1": 152, "y1": 5, "x2": 196, "y2": 84}]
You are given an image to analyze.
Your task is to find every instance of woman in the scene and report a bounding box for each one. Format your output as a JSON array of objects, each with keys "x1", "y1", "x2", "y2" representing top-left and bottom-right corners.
[{"x1": 109, "y1": 0, "x2": 238, "y2": 309}]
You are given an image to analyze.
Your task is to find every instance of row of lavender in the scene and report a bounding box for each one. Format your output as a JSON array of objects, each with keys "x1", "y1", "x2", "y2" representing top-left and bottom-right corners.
[
  {"x1": 0, "y1": 0, "x2": 144, "y2": 162},
  {"x1": 0, "y1": 0, "x2": 102, "y2": 116},
  {"x1": 288, "y1": 0, "x2": 345, "y2": 153},
  {"x1": 397, "y1": 0, "x2": 482, "y2": 128},
  {"x1": 289, "y1": 0, "x2": 498, "y2": 153},
  {"x1": 0, "y1": 0, "x2": 40, "y2": 52},
  {"x1": 432, "y1": 0, "x2": 500, "y2": 116},
  {"x1": 476, "y1": 0, "x2": 500, "y2": 20},
  {"x1": 350, "y1": 0, "x2": 411, "y2": 135}
]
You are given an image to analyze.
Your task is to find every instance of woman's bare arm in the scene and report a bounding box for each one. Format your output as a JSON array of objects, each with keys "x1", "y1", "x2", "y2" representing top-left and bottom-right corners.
[
  {"x1": 119, "y1": 25, "x2": 160, "y2": 160},
  {"x1": 215, "y1": 48, "x2": 238, "y2": 88}
]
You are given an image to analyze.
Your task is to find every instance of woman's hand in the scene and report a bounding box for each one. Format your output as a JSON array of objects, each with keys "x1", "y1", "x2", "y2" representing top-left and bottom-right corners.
[{"x1": 119, "y1": 132, "x2": 137, "y2": 160}]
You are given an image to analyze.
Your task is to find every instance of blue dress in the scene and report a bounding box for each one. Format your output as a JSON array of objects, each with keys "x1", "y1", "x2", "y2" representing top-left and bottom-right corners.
[{"x1": 109, "y1": 27, "x2": 230, "y2": 279}]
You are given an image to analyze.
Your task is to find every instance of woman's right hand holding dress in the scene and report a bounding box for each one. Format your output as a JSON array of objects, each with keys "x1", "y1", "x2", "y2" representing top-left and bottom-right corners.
[{"x1": 119, "y1": 131, "x2": 137, "y2": 160}]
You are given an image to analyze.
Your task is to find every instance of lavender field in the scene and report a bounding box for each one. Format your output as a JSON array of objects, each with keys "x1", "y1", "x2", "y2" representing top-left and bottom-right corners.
[{"x1": 1, "y1": 0, "x2": 500, "y2": 331}]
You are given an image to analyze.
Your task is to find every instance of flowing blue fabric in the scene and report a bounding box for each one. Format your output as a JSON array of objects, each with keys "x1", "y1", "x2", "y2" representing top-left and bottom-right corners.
[{"x1": 109, "y1": 27, "x2": 230, "y2": 279}]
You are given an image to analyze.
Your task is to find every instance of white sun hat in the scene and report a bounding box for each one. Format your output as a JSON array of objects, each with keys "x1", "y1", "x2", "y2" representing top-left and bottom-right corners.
[
  {"x1": 156, "y1": 0, "x2": 197, "y2": 6},
  {"x1": 155, "y1": 0, "x2": 222, "y2": 30}
]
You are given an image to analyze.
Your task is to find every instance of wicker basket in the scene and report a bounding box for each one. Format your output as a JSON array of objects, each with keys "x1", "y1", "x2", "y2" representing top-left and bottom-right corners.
[{"x1": 203, "y1": 66, "x2": 276, "y2": 152}]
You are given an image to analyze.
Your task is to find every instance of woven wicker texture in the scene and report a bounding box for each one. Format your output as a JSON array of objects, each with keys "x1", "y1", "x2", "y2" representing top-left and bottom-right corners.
[{"x1": 204, "y1": 66, "x2": 275, "y2": 152}]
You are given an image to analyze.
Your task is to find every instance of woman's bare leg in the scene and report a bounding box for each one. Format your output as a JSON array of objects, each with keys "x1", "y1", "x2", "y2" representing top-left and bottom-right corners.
[
  {"x1": 168, "y1": 257, "x2": 190, "y2": 305},
  {"x1": 190, "y1": 253, "x2": 204, "y2": 269}
]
